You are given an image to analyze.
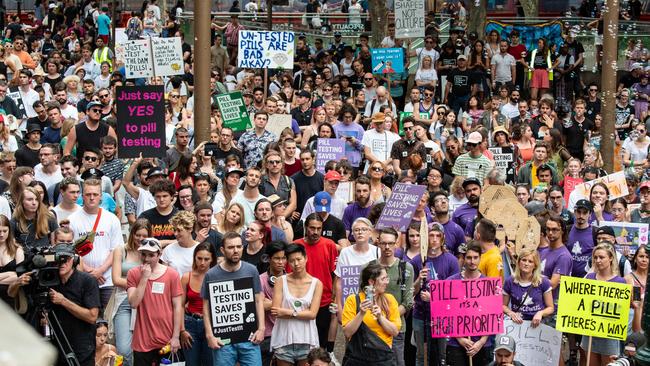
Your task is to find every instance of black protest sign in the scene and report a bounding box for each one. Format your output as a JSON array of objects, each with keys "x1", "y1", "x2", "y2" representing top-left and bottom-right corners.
[
  {"x1": 116, "y1": 85, "x2": 165, "y2": 158},
  {"x1": 207, "y1": 277, "x2": 257, "y2": 344}
]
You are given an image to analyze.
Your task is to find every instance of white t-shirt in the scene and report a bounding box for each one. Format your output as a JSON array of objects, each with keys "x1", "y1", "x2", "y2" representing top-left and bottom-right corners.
[
  {"x1": 231, "y1": 191, "x2": 263, "y2": 226},
  {"x1": 69, "y1": 208, "x2": 123, "y2": 287},
  {"x1": 136, "y1": 187, "x2": 156, "y2": 217},
  {"x1": 415, "y1": 68, "x2": 438, "y2": 84},
  {"x1": 212, "y1": 189, "x2": 243, "y2": 215},
  {"x1": 34, "y1": 164, "x2": 63, "y2": 190},
  {"x1": 622, "y1": 137, "x2": 650, "y2": 162},
  {"x1": 161, "y1": 241, "x2": 198, "y2": 277},
  {"x1": 334, "y1": 244, "x2": 379, "y2": 277},
  {"x1": 19, "y1": 88, "x2": 40, "y2": 118},
  {"x1": 361, "y1": 129, "x2": 401, "y2": 162},
  {"x1": 416, "y1": 47, "x2": 440, "y2": 66},
  {"x1": 60, "y1": 104, "x2": 79, "y2": 121},
  {"x1": 52, "y1": 204, "x2": 81, "y2": 224}
]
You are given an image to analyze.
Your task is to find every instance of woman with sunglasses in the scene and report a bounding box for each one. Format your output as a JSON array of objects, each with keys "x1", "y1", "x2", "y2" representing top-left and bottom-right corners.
[
  {"x1": 168, "y1": 90, "x2": 189, "y2": 126},
  {"x1": 368, "y1": 161, "x2": 392, "y2": 204},
  {"x1": 269, "y1": 194, "x2": 294, "y2": 242}
]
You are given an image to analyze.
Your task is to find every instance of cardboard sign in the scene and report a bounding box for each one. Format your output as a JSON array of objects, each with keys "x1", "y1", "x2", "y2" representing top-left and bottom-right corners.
[
  {"x1": 479, "y1": 185, "x2": 518, "y2": 216},
  {"x1": 238, "y1": 31, "x2": 295, "y2": 69},
  {"x1": 376, "y1": 183, "x2": 427, "y2": 232},
  {"x1": 370, "y1": 48, "x2": 404, "y2": 74},
  {"x1": 331, "y1": 23, "x2": 365, "y2": 35},
  {"x1": 502, "y1": 320, "x2": 562, "y2": 366},
  {"x1": 515, "y1": 216, "x2": 541, "y2": 254},
  {"x1": 394, "y1": 0, "x2": 425, "y2": 39},
  {"x1": 489, "y1": 147, "x2": 516, "y2": 184},
  {"x1": 6, "y1": 87, "x2": 25, "y2": 118},
  {"x1": 429, "y1": 277, "x2": 504, "y2": 338},
  {"x1": 483, "y1": 197, "x2": 527, "y2": 239},
  {"x1": 266, "y1": 114, "x2": 293, "y2": 141},
  {"x1": 599, "y1": 221, "x2": 649, "y2": 255},
  {"x1": 556, "y1": 277, "x2": 631, "y2": 340},
  {"x1": 215, "y1": 91, "x2": 252, "y2": 132},
  {"x1": 116, "y1": 86, "x2": 165, "y2": 158},
  {"x1": 340, "y1": 265, "x2": 362, "y2": 299},
  {"x1": 151, "y1": 37, "x2": 184, "y2": 77},
  {"x1": 119, "y1": 39, "x2": 154, "y2": 78},
  {"x1": 207, "y1": 277, "x2": 258, "y2": 345},
  {"x1": 316, "y1": 138, "x2": 345, "y2": 173},
  {"x1": 572, "y1": 171, "x2": 629, "y2": 201}
]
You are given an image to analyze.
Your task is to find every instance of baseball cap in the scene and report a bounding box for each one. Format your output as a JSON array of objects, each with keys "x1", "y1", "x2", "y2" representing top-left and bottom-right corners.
[
  {"x1": 324, "y1": 170, "x2": 342, "y2": 181},
  {"x1": 146, "y1": 167, "x2": 166, "y2": 179},
  {"x1": 575, "y1": 199, "x2": 593, "y2": 212},
  {"x1": 81, "y1": 168, "x2": 104, "y2": 180},
  {"x1": 297, "y1": 90, "x2": 311, "y2": 99},
  {"x1": 27, "y1": 124, "x2": 42, "y2": 134},
  {"x1": 85, "y1": 101, "x2": 102, "y2": 111},
  {"x1": 53, "y1": 244, "x2": 76, "y2": 258},
  {"x1": 334, "y1": 31, "x2": 342, "y2": 37},
  {"x1": 138, "y1": 238, "x2": 162, "y2": 253},
  {"x1": 494, "y1": 335, "x2": 516, "y2": 353},
  {"x1": 457, "y1": 54, "x2": 468, "y2": 61},
  {"x1": 462, "y1": 177, "x2": 482, "y2": 189},
  {"x1": 314, "y1": 191, "x2": 332, "y2": 213},
  {"x1": 466, "y1": 131, "x2": 482, "y2": 144},
  {"x1": 595, "y1": 225, "x2": 616, "y2": 238},
  {"x1": 225, "y1": 166, "x2": 244, "y2": 178},
  {"x1": 631, "y1": 62, "x2": 643, "y2": 71},
  {"x1": 640, "y1": 181, "x2": 650, "y2": 191}
]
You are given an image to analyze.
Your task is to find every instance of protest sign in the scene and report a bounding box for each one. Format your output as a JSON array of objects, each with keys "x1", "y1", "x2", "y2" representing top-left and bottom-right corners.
[
  {"x1": 207, "y1": 277, "x2": 258, "y2": 344},
  {"x1": 151, "y1": 37, "x2": 184, "y2": 77},
  {"x1": 557, "y1": 276, "x2": 631, "y2": 340},
  {"x1": 502, "y1": 319, "x2": 562, "y2": 366},
  {"x1": 115, "y1": 28, "x2": 127, "y2": 45},
  {"x1": 6, "y1": 87, "x2": 25, "y2": 118},
  {"x1": 316, "y1": 138, "x2": 346, "y2": 173},
  {"x1": 119, "y1": 39, "x2": 154, "y2": 79},
  {"x1": 370, "y1": 48, "x2": 404, "y2": 74},
  {"x1": 429, "y1": 277, "x2": 503, "y2": 338},
  {"x1": 489, "y1": 147, "x2": 516, "y2": 184},
  {"x1": 599, "y1": 221, "x2": 649, "y2": 255},
  {"x1": 238, "y1": 31, "x2": 295, "y2": 69},
  {"x1": 335, "y1": 181, "x2": 355, "y2": 203},
  {"x1": 478, "y1": 185, "x2": 518, "y2": 216},
  {"x1": 116, "y1": 85, "x2": 165, "y2": 158},
  {"x1": 215, "y1": 91, "x2": 251, "y2": 132},
  {"x1": 572, "y1": 171, "x2": 629, "y2": 201},
  {"x1": 394, "y1": 0, "x2": 425, "y2": 39},
  {"x1": 266, "y1": 114, "x2": 292, "y2": 141},
  {"x1": 331, "y1": 23, "x2": 365, "y2": 35},
  {"x1": 377, "y1": 183, "x2": 427, "y2": 232},
  {"x1": 484, "y1": 197, "x2": 527, "y2": 239},
  {"x1": 340, "y1": 265, "x2": 362, "y2": 299},
  {"x1": 564, "y1": 176, "x2": 583, "y2": 204},
  {"x1": 515, "y1": 216, "x2": 541, "y2": 254},
  {"x1": 398, "y1": 112, "x2": 429, "y2": 135}
]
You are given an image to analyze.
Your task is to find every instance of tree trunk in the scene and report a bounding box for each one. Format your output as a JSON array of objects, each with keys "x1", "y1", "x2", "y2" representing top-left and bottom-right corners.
[
  {"x1": 467, "y1": 0, "x2": 487, "y2": 38},
  {"x1": 368, "y1": 0, "x2": 388, "y2": 47},
  {"x1": 520, "y1": 0, "x2": 539, "y2": 17}
]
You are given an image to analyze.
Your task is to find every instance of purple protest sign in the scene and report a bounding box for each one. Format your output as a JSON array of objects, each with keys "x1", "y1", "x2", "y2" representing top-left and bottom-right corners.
[
  {"x1": 376, "y1": 183, "x2": 427, "y2": 232},
  {"x1": 340, "y1": 265, "x2": 361, "y2": 299},
  {"x1": 316, "y1": 138, "x2": 346, "y2": 173}
]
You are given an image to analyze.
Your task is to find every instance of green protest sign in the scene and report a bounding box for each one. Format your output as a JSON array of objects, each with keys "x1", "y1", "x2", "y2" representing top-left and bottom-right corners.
[
  {"x1": 399, "y1": 112, "x2": 429, "y2": 135},
  {"x1": 216, "y1": 91, "x2": 251, "y2": 132}
]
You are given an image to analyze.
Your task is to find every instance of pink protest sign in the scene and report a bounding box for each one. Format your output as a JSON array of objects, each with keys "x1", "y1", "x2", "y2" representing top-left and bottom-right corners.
[{"x1": 429, "y1": 277, "x2": 503, "y2": 338}]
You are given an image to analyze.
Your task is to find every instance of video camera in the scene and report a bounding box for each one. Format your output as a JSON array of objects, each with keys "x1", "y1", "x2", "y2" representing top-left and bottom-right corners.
[{"x1": 16, "y1": 246, "x2": 66, "y2": 289}]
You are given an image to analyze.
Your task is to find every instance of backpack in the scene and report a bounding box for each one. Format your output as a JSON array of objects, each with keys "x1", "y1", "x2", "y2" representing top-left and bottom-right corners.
[
  {"x1": 126, "y1": 17, "x2": 142, "y2": 40},
  {"x1": 369, "y1": 259, "x2": 408, "y2": 302}
]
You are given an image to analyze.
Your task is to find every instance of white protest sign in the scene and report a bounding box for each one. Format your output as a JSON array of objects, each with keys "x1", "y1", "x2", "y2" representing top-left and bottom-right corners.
[
  {"x1": 115, "y1": 28, "x2": 127, "y2": 45},
  {"x1": 502, "y1": 319, "x2": 562, "y2": 366},
  {"x1": 266, "y1": 114, "x2": 292, "y2": 141},
  {"x1": 394, "y1": 0, "x2": 425, "y2": 39},
  {"x1": 207, "y1": 278, "x2": 257, "y2": 344},
  {"x1": 238, "y1": 31, "x2": 295, "y2": 69},
  {"x1": 151, "y1": 37, "x2": 184, "y2": 77},
  {"x1": 119, "y1": 39, "x2": 154, "y2": 79},
  {"x1": 572, "y1": 170, "x2": 629, "y2": 201}
]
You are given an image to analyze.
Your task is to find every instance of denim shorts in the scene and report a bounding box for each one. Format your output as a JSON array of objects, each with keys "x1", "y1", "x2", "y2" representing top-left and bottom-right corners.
[{"x1": 274, "y1": 344, "x2": 312, "y2": 362}]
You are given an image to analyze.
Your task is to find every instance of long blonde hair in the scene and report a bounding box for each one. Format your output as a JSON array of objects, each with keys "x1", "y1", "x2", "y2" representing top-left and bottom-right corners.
[
  {"x1": 592, "y1": 243, "x2": 619, "y2": 276},
  {"x1": 218, "y1": 202, "x2": 245, "y2": 234},
  {"x1": 13, "y1": 187, "x2": 54, "y2": 239},
  {"x1": 512, "y1": 249, "x2": 544, "y2": 287}
]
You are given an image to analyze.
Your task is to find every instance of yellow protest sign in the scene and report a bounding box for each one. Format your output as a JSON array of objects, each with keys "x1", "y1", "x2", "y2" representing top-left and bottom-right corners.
[{"x1": 556, "y1": 277, "x2": 631, "y2": 340}]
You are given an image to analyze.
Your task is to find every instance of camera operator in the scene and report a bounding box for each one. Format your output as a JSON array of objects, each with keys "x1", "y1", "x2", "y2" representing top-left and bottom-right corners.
[{"x1": 10, "y1": 241, "x2": 100, "y2": 366}]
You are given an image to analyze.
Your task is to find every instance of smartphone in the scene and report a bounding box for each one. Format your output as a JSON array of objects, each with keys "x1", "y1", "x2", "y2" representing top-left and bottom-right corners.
[
  {"x1": 204, "y1": 142, "x2": 218, "y2": 157},
  {"x1": 364, "y1": 286, "x2": 374, "y2": 303},
  {"x1": 634, "y1": 286, "x2": 641, "y2": 302}
]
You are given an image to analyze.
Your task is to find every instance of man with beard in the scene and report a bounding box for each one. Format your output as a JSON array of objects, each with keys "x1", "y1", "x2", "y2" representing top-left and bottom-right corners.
[
  {"x1": 431, "y1": 191, "x2": 466, "y2": 256},
  {"x1": 568, "y1": 200, "x2": 595, "y2": 279},
  {"x1": 192, "y1": 201, "x2": 224, "y2": 256},
  {"x1": 342, "y1": 176, "x2": 373, "y2": 238},
  {"x1": 211, "y1": 127, "x2": 244, "y2": 179},
  {"x1": 34, "y1": 143, "x2": 63, "y2": 189},
  {"x1": 499, "y1": 88, "x2": 521, "y2": 120},
  {"x1": 63, "y1": 100, "x2": 116, "y2": 158},
  {"x1": 390, "y1": 117, "x2": 427, "y2": 177},
  {"x1": 517, "y1": 142, "x2": 557, "y2": 188},
  {"x1": 42, "y1": 103, "x2": 64, "y2": 144},
  {"x1": 15, "y1": 124, "x2": 42, "y2": 167},
  {"x1": 452, "y1": 177, "x2": 481, "y2": 240},
  {"x1": 293, "y1": 214, "x2": 338, "y2": 354},
  {"x1": 248, "y1": 87, "x2": 265, "y2": 115},
  {"x1": 99, "y1": 136, "x2": 124, "y2": 194},
  {"x1": 250, "y1": 198, "x2": 287, "y2": 242},
  {"x1": 27, "y1": 101, "x2": 51, "y2": 130},
  {"x1": 232, "y1": 166, "x2": 264, "y2": 225},
  {"x1": 77, "y1": 79, "x2": 96, "y2": 117},
  {"x1": 54, "y1": 86, "x2": 79, "y2": 121}
]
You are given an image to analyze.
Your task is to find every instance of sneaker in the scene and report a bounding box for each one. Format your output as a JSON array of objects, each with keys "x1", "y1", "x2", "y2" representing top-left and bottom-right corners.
[{"x1": 329, "y1": 352, "x2": 341, "y2": 366}]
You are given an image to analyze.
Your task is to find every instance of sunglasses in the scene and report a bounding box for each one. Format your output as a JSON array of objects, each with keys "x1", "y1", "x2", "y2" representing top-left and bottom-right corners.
[
  {"x1": 589, "y1": 89, "x2": 598, "y2": 92},
  {"x1": 141, "y1": 238, "x2": 160, "y2": 248},
  {"x1": 372, "y1": 167, "x2": 384, "y2": 172},
  {"x1": 425, "y1": 93, "x2": 434, "y2": 97},
  {"x1": 89, "y1": 108, "x2": 101, "y2": 113},
  {"x1": 466, "y1": 142, "x2": 478, "y2": 148},
  {"x1": 99, "y1": 94, "x2": 110, "y2": 98},
  {"x1": 83, "y1": 156, "x2": 98, "y2": 162},
  {"x1": 170, "y1": 94, "x2": 179, "y2": 98},
  {"x1": 404, "y1": 126, "x2": 413, "y2": 131},
  {"x1": 267, "y1": 160, "x2": 282, "y2": 165}
]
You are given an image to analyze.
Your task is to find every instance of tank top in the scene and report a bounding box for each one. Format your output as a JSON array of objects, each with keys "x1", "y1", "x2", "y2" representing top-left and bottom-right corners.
[
  {"x1": 75, "y1": 121, "x2": 109, "y2": 159},
  {"x1": 186, "y1": 281, "x2": 203, "y2": 314},
  {"x1": 121, "y1": 246, "x2": 140, "y2": 277},
  {"x1": 270, "y1": 275, "x2": 320, "y2": 349}
]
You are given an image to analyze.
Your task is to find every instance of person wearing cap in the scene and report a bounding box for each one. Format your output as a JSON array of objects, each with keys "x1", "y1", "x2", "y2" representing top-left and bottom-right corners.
[
  {"x1": 15, "y1": 123, "x2": 42, "y2": 167},
  {"x1": 487, "y1": 335, "x2": 525, "y2": 366},
  {"x1": 312, "y1": 191, "x2": 349, "y2": 250},
  {"x1": 590, "y1": 225, "x2": 632, "y2": 276},
  {"x1": 212, "y1": 165, "x2": 244, "y2": 216},
  {"x1": 63, "y1": 98, "x2": 116, "y2": 158},
  {"x1": 128, "y1": 237, "x2": 184, "y2": 365},
  {"x1": 80, "y1": 147, "x2": 114, "y2": 195},
  {"x1": 452, "y1": 177, "x2": 482, "y2": 240},
  {"x1": 621, "y1": 62, "x2": 644, "y2": 90},
  {"x1": 301, "y1": 169, "x2": 347, "y2": 221},
  {"x1": 451, "y1": 131, "x2": 492, "y2": 183},
  {"x1": 259, "y1": 151, "x2": 298, "y2": 220},
  {"x1": 328, "y1": 31, "x2": 346, "y2": 64},
  {"x1": 444, "y1": 53, "x2": 477, "y2": 115},
  {"x1": 361, "y1": 112, "x2": 400, "y2": 171},
  {"x1": 568, "y1": 199, "x2": 596, "y2": 278},
  {"x1": 123, "y1": 158, "x2": 165, "y2": 217}
]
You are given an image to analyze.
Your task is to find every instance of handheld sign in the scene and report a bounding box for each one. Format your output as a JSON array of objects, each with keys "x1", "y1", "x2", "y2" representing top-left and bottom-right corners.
[
  {"x1": 118, "y1": 39, "x2": 154, "y2": 79},
  {"x1": 572, "y1": 171, "x2": 629, "y2": 201},
  {"x1": 207, "y1": 278, "x2": 258, "y2": 345},
  {"x1": 483, "y1": 197, "x2": 527, "y2": 239},
  {"x1": 429, "y1": 278, "x2": 504, "y2": 338},
  {"x1": 340, "y1": 265, "x2": 362, "y2": 299},
  {"x1": 316, "y1": 138, "x2": 345, "y2": 173},
  {"x1": 116, "y1": 85, "x2": 165, "y2": 158},
  {"x1": 238, "y1": 31, "x2": 295, "y2": 69},
  {"x1": 215, "y1": 91, "x2": 252, "y2": 132},
  {"x1": 488, "y1": 147, "x2": 516, "y2": 184},
  {"x1": 370, "y1": 48, "x2": 404, "y2": 74},
  {"x1": 151, "y1": 37, "x2": 184, "y2": 77},
  {"x1": 502, "y1": 319, "x2": 562, "y2": 366},
  {"x1": 266, "y1": 114, "x2": 293, "y2": 141},
  {"x1": 556, "y1": 277, "x2": 631, "y2": 340},
  {"x1": 376, "y1": 183, "x2": 427, "y2": 232},
  {"x1": 394, "y1": 0, "x2": 425, "y2": 39},
  {"x1": 599, "y1": 221, "x2": 649, "y2": 256},
  {"x1": 419, "y1": 219, "x2": 428, "y2": 265},
  {"x1": 6, "y1": 87, "x2": 26, "y2": 118},
  {"x1": 478, "y1": 185, "x2": 518, "y2": 216}
]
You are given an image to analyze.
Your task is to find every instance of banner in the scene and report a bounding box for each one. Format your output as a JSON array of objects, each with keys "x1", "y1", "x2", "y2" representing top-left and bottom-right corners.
[
  {"x1": 502, "y1": 320, "x2": 562, "y2": 366},
  {"x1": 377, "y1": 183, "x2": 427, "y2": 232},
  {"x1": 207, "y1": 277, "x2": 258, "y2": 345},
  {"x1": 331, "y1": 23, "x2": 365, "y2": 35},
  {"x1": 316, "y1": 138, "x2": 345, "y2": 173},
  {"x1": 484, "y1": 21, "x2": 563, "y2": 55},
  {"x1": 557, "y1": 277, "x2": 631, "y2": 340},
  {"x1": 394, "y1": 0, "x2": 425, "y2": 39},
  {"x1": 215, "y1": 91, "x2": 252, "y2": 132},
  {"x1": 238, "y1": 31, "x2": 295, "y2": 69},
  {"x1": 599, "y1": 221, "x2": 649, "y2": 255},
  {"x1": 572, "y1": 171, "x2": 629, "y2": 201},
  {"x1": 429, "y1": 277, "x2": 504, "y2": 338},
  {"x1": 118, "y1": 39, "x2": 154, "y2": 79},
  {"x1": 116, "y1": 85, "x2": 165, "y2": 158},
  {"x1": 266, "y1": 114, "x2": 293, "y2": 141},
  {"x1": 489, "y1": 147, "x2": 516, "y2": 184},
  {"x1": 370, "y1": 48, "x2": 404, "y2": 74},
  {"x1": 151, "y1": 37, "x2": 184, "y2": 77},
  {"x1": 340, "y1": 265, "x2": 362, "y2": 299}
]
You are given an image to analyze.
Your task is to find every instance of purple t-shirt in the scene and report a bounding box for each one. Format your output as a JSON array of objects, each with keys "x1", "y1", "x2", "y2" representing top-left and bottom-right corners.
[
  {"x1": 540, "y1": 245, "x2": 573, "y2": 301},
  {"x1": 589, "y1": 211, "x2": 614, "y2": 224},
  {"x1": 445, "y1": 273, "x2": 494, "y2": 348},
  {"x1": 451, "y1": 203, "x2": 478, "y2": 238},
  {"x1": 567, "y1": 225, "x2": 594, "y2": 278},
  {"x1": 342, "y1": 202, "x2": 372, "y2": 233},
  {"x1": 394, "y1": 247, "x2": 417, "y2": 262},
  {"x1": 410, "y1": 252, "x2": 460, "y2": 320},
  {"x1": 584, "y1": 272, "x2": 627, "y2": 285},
  {"x1": 442, "y1": 220, "x2": 466, "y2": 255},
  {"x1": 503, "y1": 276, "x2": 551, "y2": 320}
]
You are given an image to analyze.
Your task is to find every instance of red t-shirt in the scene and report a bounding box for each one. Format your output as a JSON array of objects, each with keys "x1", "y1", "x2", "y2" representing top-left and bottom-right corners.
[
  {"x1": 294, "y1": 237, "x2": 338, "y2": 307},
  {"x1": 127, "y1": 266, "x2": 183, "y2": 352},
  {"x1": 508, "y1": 44, "x2": 527, "y2": 61},
  {"x1": 283, "y1": 159, "x2": 302, "y2": 177}
]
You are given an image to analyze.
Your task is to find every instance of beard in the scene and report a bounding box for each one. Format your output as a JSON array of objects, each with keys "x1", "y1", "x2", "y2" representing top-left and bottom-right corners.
[
  {"x1": 467, "y1": 194, "x2": 479, "y2": 204},
  {"x1": 357, "y1": 196, "x2": 369, "y2": 206}
]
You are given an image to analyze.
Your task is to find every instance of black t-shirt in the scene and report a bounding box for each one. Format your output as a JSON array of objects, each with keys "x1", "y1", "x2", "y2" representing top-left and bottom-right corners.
[
  {"x1": 321, "y1": 214, "x2": 346, "y2": 244},
  {"x1": 212, "y1": 147, "x2": 244, "y2": 179},
  {"x1": 27, "y1": 116, "x2": 51, "y2": 130},
  {"x1": 242, "y1": 244, "x2": 267, "y2": 274},
  {"x1": 291, "y1": 106, "x2": 313, "y2": 127},
  {"x1": 448, "y1": 68, "x2": 475, "y2": 98},
  {"x1": 15, "y1": 145, "x2": 40, "y2": 168},
  {"x1": 620, "y1": 73, "x2": 641, "y2": 89},
  {"x1": 51, "y1": 270, "x2": 100, "y2": 365},
  {"x1": 566, "y1": 40, "x2": 585, "y2": 67},
  {"x1": 192, "y1": 229, "x2": 223, "y2": 258},
  {"x1": 138, "y1": 207, "x2": 178, "y2": 242},
  {"x1": 563, "y1": 117, "x2": 593, "y2": 154},
  {"x1": 585, "y1": 99, "x2": 601, "y2": 120},
  {"x1": 291, "y1": 170, "x2": 324, "y2": 214},
  {"x1": 11, "y1": 216, "x2": 58, "y2": 250},
  {"x1": 438, "y1": 51, "x2": 458, "y2": 77}
]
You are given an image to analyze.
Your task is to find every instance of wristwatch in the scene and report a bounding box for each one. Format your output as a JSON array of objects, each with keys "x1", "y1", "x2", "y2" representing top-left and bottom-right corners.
[{"x1": 292, "y1": 310, "x2": 298, "y2": 318}]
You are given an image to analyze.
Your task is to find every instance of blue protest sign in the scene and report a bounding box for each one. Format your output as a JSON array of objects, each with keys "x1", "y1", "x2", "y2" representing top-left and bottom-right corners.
[{"x1": 371, "y1": 48, "x2": 405, "y2": 74}]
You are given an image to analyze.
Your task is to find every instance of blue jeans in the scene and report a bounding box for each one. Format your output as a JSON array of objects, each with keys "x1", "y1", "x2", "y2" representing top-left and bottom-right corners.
[
  {"x1": 114, "y1": 298, "x2": 133, "y2": 366},
  {"x1": 212, "y1": 341, "x2": 262, "y2": 366},
  {"x1": 183, "y1": 314, "x2": 213, "y2": 366}
]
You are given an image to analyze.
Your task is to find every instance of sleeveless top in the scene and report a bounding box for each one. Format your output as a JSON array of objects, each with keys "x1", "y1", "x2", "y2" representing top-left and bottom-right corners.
[
  {"x1": 121, "y1": 246, "x2": 140, "y2": 277},
  {"x1": 75, "y1": 121, "x2": 109, "y2": 158},
  {"x1": 186, "y1": 281, "x2": 203, "y2": 314},
  {"x1": 0, "y1": 258, "x2": 16, "y2": 305},
  {"x1": 270, "y1": 275, "x2": 320, "y2": 349}
]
